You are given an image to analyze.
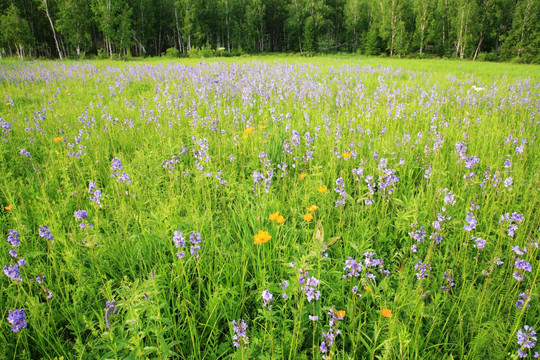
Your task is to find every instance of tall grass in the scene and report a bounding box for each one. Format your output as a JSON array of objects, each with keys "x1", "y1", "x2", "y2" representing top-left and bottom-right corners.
[{"x1": 0, "y1": 57, "x2": 538, "y2": 359}]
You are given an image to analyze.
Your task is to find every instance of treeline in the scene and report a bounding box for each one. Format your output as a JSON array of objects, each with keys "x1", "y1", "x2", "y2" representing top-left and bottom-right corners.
[{"x1": 0, "y1": 0, "x2": 539, "y2": 62}]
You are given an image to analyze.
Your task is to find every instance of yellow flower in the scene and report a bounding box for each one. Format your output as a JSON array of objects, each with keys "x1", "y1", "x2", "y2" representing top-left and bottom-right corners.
[
  {"x1": 5, "y1": 204, "x2": 13, "y2": 211},
  {"x1": 381, "y1": 308, "x2": 392, "y2": 318},
  {"x1": 53, "y1": 137, "x2": 63, "y2": 142},
  {"x1": 243, "y1": 127, "x2": 254, "y2": 134},
  {"x1": 307, "y1": 205, "x2": 319, "y2": 212},
  {"x1": 342, "y1": 152, "x2": 351, "y2": 159},
  {"x1": 303, "y1": 213, "x2": 314, "y2": 222},
  {"x1": 276, "y1": 215, "x2": 285, "y2": 224},
  {"x1": 364, "y1": 285, "x2": 372, "y2": 292},
  {"x1": 269, "y1": 212, "x2": 279, "y2": 221},
  {"x1": 317, "y1": 186, "x2": 327, "y2": 193},
  {"x1": 299, "y1": 172, "x2": 307, "y2": 179},
  {"x1": 242, "y1": 134, "x2": 248, "y2": 140},
  {"x1": 253, "y1": 230, "x2": 272, "y2": 244},
  {"x1": 55, "y1": 151, "x2": 60, "y2": 155}
]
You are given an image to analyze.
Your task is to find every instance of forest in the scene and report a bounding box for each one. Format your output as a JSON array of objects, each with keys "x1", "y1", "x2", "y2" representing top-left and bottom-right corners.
[{"x1": 0, "y1": 0, "x2": 539, "y2": 63}]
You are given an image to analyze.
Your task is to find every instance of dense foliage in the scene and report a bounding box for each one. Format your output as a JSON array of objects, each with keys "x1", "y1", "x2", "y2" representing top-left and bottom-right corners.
[
  {"x1": 0, "y1": 0, "x2": 539, "y2": 62},
  {"x1": 0, "y1": 57, "x2": 539, "y2": 358}
]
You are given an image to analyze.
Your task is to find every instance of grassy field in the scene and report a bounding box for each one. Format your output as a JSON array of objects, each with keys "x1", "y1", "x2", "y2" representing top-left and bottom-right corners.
[{"x1": 0, "y1": 56, "x2": 539, "y2": 359}]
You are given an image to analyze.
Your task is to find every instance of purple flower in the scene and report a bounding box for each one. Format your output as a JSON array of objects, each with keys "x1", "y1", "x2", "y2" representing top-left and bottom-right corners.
[
  {"x1": 104, "y1": 300, "x2": 117, "y2": 330},
  {"x1": 7, "y1": 309, "x2": 27, "y2": 332},
  {"x1": 515, "y1": 258, "x2": 533, "y2": 272},
  {"x1": 262, "y1": 290, "x2": 273, "y2": 308},
  {"x1": 309, "y1": 315, "x2": 319, "y2": 321},
  {"x1": 7, "y1": 230, "x2": 20, "y2": 247},
  {"x1": 473, "y1": 236, "x2": 486, "y2": 250},
  {"x1": 20, "y1": 148, "x2": 30, "y2": 157},
  {"x1": 464, "y1": 213, "x2": 477, "y2": 232},
  {"x1": 302, "y1": 276, "x2": 321, "y2": 302},
  {"x1": 512, "y1": 246, "x2": 527, "y2": 255},
  {"x1": 517, "y1": 326, "x2": 537, "y2": 349},
  {"x1": 441, "y1": 272, "x2": 455, "y2": 290},
  {"x1": 173, "y1": 230, "x2": 185, "y2": 248},
  {"x1": 232, "y1": 319, "x2": 249, "y2": 348},
  {"x1": 189, "y1": 232, "x2": 201, "y2": 257},
  {"x1": 414, "y1": 260, "x2": 431, "y2": 280},
  {"x1": 74, "y1": 210, "x2": 88, "y2": 221},
  {"x1": 111, "y1": 157, "x2": 123, "y2": 171},
  {"x1": 280, "y1": 280, "x2": 289, "y2": 290},
  {"x1": 515, "y1": 292, "x2": 531, "y2": 311},
  {"x1": 343, "y1": 257, "x2": 363, "y2": 278},
  {"x1": 4, "y1": 264, "x2": 23, "y2": 282},
  {"x1": 39, "y1": 225, "x2": 53, "y2": 240},
  {"x1": 36, "y1": 275, "x2": 45, "y2": 284},
  {"x1": 9, "y1": 249, "x2": 17, "y2": 257}
]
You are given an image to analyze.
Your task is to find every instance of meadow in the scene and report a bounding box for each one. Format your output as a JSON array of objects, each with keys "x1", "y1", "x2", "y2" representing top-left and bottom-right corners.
[{"x1": 0, "y1": 56, "x2": 539, "y2": 359}]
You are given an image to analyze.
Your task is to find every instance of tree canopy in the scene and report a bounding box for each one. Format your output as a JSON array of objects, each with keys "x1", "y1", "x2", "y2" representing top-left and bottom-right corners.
[{"x1": 0, "y1": 0, "x2": 538, "y2": 62}]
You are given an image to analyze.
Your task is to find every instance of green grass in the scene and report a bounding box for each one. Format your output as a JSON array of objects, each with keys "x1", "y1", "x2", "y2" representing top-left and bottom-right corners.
[{"x1": 0, "y1": 56, "x2": 539, "y2": 359}]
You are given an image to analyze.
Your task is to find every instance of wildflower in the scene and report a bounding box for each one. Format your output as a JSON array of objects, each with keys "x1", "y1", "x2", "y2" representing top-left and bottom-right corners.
[
  {"x1": 304, "y1": 213, "x2": 314, "y2": 222},
  {"x1": 299, "y1": 172, "x2": 307, "y2": 179},
  {"x1": 473, "y1": 236, "x2": 486, "y2": 250},
  {"x1": 7, "y1": 230, "x2": 20, "y2": 247},
  {"x1": 5, "y1": 204, "x2": 12, "y2": 211},
  {"x1": 334, "y1": 177, "x2": 347, "y2": 207},
  {"x1": 342, "y1": 152, "x2": 351, "y2": 159},
  {"x1": 336, "y1": 310, "x2": 346, "y2": 319},
  {"x1": 269, "y1": 212, "x2": 279, "y2": 221},
  {"x1": 415, "y1": 260, "x2": 431, "y2": 280},
  {"x1": 7, "y1": 309, "x2": 27, "y2": 332},
  {"x1": 189, "y1": 232, "x2": 201, "y2": 258},
  {"x1": 515, "y1": 292, "x2": 531, "y2": 311},
  {"x1": 302, "y1": 276, "x2": 321, "y2": 302},
  {"x1": 232, "y1": 319, "x2": 249, "y2": 348},
  {"x1": 307, "y1": 205, "x2": 319, "y2": 212},
  {"x1": 262, "y1": 290, "x2": 274, "y2": 308},
  {"x1": 309, "y1": 315, "x2": 319, "y2": 321},
  {"x1": 317, "y1": 186, "x2": 327, "y2": 193},
  {"x1": 381, "y1": 308, "x2": 392, "y2": 318},
  {"x1": 104, "y1": 300, "x2": 117, "y2": 330},
  {"x1": 243, "y1": 128, "x2": 253, "y2": 134},
  {"x1": 276, "y1": 215, "x2": 285, "y2": 224},
  {"x1": 4, "y1": 264, "x2": 23, "y2": 282},
  {"x1": 464, "y1": 213, "x2": 477, "y2": 232},
  {"x1": 9, "y1": 249, "x2": 17, "y2": 257},
  {"x1": 38, "y1": 225, "x2": 53, "y2": 240},
  {"x1": 53, "y1": 137, "x2": 63, "y2": 142},
  {"x1": 74, "y1": 210, "x2": 88, "y2": 221},
  {"x1": 253, "y1": 230, "x2": 271, "y2": 244},
  {"x1": 364, "y1": 285, "x2": 372, "y2": 292},
  {"x1": 517, "y1": 326, "x2": 537, "y2": 349},
  {"x1": 441, "y1": 272, "x2": 455, "y2": 290}
]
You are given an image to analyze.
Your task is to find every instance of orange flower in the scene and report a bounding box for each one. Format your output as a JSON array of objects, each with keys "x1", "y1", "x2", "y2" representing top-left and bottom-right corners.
[
  {"x1": 317, "y1": 186, "x2": 327, "y2": 193},
  {"x1": 342, "y1": 152, "x2": 351, "y2": 159},
  {"x1": 5, "y1": 204, "x2": 13, "y2": 211},
  {"x1": 303, "y1": 213, "x2": 314, "y2": 222},
  {"x1": 53, "y1": 137, "x2": 63, "y2": 142},
  {"x1": 253, "y1": 230, "x2": 272, "y2": 244},
  {"x1": 276, "y1": 215, "x2": 285, "y2": 224},
  {"x1": 307, "y1": 205, "x2": 319, "y2": 212},
  {"x1": 269, "y1": 212, "x2": 279, "y2": 221},
  {"x1": 381, "y1": 308, "x2": 392, "y2": 318},
  {"x1": 336, "y1": 310, "x2": 346, "y2": 319},
  {"x1": 299, "y1": 172, "x2": 307, "y2": 179}
]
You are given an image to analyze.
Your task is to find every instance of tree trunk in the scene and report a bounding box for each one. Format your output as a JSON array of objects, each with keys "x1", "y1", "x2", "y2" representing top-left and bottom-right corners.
[{"x1": 42, "y1": 0, "x2": 63, "y2": 59}]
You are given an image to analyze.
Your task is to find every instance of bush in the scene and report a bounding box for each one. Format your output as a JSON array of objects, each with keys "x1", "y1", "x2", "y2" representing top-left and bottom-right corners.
[
  {"x1": 97, "y1": 48, "x2": 108, "y2": 60},
  {"x1": 165, "y1": 47, "x2": 180, "y2": 58}
]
